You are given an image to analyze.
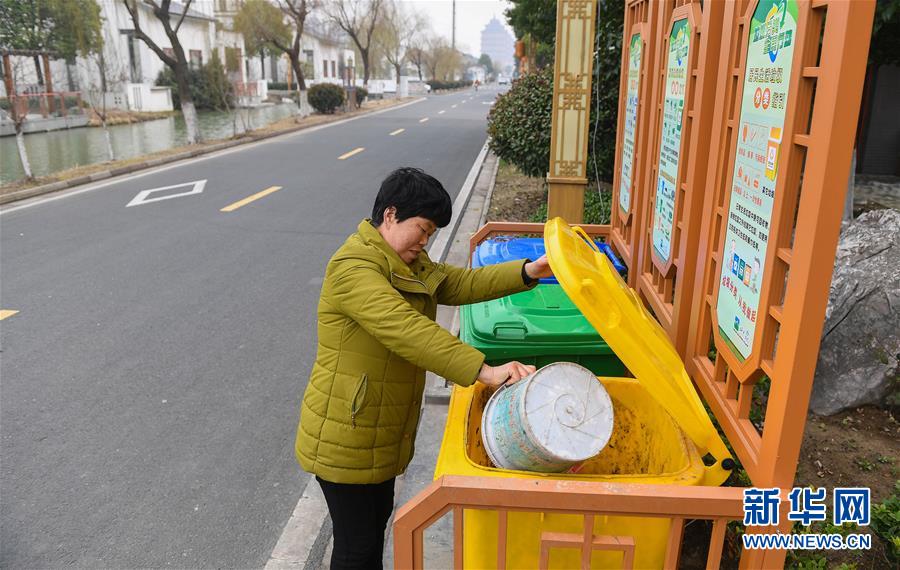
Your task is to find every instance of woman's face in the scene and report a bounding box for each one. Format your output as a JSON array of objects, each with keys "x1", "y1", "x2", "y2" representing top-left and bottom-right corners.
[{"x1": 378, "y1": 208, "x2": 437, "y2": 264}]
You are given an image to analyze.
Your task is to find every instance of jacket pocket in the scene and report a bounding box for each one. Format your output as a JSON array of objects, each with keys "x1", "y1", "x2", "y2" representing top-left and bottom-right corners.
[{"x1": 350, "y1": 373, "x2": 368, "y2": 428}]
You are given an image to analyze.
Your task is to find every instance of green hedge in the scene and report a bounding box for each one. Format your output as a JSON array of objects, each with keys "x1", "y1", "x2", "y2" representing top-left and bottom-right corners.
[
  {"x1": 426, "y1": 80, "x2": 472, "y2": 91},
  {"x1": 308, "y1": 83, "x2": 345, "y2": 114},
  {"x1": 354, "y1": 87, "x2": 368, "y2": 108},
  {"x1": 486, "y1": 68, "x2": 554, "y2": 178},
  {"x1": 493, "y1": 0, "x2": 624, "y2": 183},
  {"x1": 155, "y1": 56, "x2": 234, "y2": 110}
]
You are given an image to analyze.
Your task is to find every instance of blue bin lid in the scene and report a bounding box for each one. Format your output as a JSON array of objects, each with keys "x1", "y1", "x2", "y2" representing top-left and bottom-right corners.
[{"x1": 472, "y1": 237, "x2": 626, "y2": 283}]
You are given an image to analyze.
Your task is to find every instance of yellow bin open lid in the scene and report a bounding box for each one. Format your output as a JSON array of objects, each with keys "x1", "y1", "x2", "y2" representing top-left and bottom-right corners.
[{"x1": 544, "y1": 218, "x2": 733, "y2": 486}]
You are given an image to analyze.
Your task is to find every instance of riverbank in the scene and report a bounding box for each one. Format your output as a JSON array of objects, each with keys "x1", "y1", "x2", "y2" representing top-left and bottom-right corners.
[
  {"x1": 1, "y1": 97, "x2": 417, "y2": 203},
  {"x1": 87, "y1": 109, "x2": 177, "y2": 127}
]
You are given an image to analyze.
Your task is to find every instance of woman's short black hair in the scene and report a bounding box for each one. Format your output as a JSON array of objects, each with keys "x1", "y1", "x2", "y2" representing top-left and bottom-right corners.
[{"x1": 371, "y1": 167, "x2": 452, "y2": 227}]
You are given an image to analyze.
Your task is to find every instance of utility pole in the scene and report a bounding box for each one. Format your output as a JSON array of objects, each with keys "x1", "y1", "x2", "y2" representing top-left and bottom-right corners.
[{"x1": 452, "y1": 0, "x2": 456, "y2": 50}]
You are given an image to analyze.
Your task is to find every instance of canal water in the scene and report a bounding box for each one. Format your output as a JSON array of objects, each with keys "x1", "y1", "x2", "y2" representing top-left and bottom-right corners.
[{"x1": 1, "y1": 104, "x2": 299, "y2": 185}]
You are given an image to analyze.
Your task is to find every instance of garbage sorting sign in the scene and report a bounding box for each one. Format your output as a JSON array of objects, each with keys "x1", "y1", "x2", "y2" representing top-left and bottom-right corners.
[
  {"x1": 717, "y1": 0, "x2": 797, "y2": 359},
  {"x1": 653, "y1": 19, "x2": 690, "y2": 263},
  {"x1": 618, "y1": 34, "x2": 643, "y2": 215}
]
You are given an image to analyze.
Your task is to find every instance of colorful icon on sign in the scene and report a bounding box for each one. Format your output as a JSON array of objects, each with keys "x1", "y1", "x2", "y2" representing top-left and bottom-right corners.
[
  {"x1": 765, "y1": 126, "x2": 783, "y2": 181},
  {"x1": 754, "y1": 87, "x2": 763, "y2": 108},
  {"x1": 762, "y1": 88, "x2": 771, "y2": 109}
]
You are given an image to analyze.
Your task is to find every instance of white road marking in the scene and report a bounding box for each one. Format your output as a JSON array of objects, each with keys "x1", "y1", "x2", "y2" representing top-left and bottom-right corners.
[
  {"x1": 126, "y1": 179, "x2": 206, "y2": 207},
  {"x1": 419, "y1": 117, "x2": 429, "y2": 123}
]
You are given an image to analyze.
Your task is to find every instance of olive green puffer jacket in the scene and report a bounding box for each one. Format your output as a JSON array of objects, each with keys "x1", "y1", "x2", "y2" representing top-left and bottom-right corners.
[{"x1": 296, "y1": 219, "x2": 535, "y2": 484}]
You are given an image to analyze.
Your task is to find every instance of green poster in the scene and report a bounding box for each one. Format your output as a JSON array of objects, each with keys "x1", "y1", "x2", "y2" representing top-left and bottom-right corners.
[
  {"x1": 716, "y1": 0, "x2": 798, "y2": 359},
  {"x1": 652, "y1": 19, "x2": 690, "y2": 262},
  {"x1": 618, "y1": 34, "x2": 642, "y2": 214}
]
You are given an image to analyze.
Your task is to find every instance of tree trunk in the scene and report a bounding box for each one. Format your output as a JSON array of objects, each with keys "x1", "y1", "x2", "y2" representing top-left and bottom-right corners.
[
  {"x1": 103, "y1": 119, "x2": 115, "y2": 161},
  {"x1": 395, "y1": 63, "x2": 401, "y2": 86},
  {"x1": 15, "y1": 124, "x2": 32, "y2": 179},
  {"x1": 416, "y1": 64, "x2": 422, "y2": 81},
  {"x1": 33, "y1": 55, "x2": 44, "y2": 88},
  {"x1": 99, "y1": 51, "x2": 108, "y2": 93},
  {"x1": 361, "y1": 49, "x2": 370, "y2": 86},
  {"x1": 66, "y1": 62, "x2": 76, "y2": 92},
  {"x1": 288, "y1": 55, "x2": 309, "y2": 117},
  {"x1": 175, "y1": 64, "x2": 201, "y2": 144}
]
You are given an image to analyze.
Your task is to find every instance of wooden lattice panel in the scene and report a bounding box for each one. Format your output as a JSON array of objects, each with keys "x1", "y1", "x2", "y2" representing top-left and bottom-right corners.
[
  {"x1": 609, "y1": 0, "x2": 660, "y2": 284},
  {"x1": 685, "y1": 0, "x2": 875, "y2": 496},
  {"x1": 634, "y1": 0, "x2": 726, "y2": 354}
]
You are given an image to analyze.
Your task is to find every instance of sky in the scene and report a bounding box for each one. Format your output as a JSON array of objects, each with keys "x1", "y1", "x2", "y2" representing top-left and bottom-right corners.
[{"x1": 401, "y1": 0, "x2": 515, "y2": 57}]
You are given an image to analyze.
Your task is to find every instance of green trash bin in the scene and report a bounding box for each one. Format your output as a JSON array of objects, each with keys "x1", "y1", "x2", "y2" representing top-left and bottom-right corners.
[{"x1": 460, "y1": 284, "x2": 627, "y2": 376}]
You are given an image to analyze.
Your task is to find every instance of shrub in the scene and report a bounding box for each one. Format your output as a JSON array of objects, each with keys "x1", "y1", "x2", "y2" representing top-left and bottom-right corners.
[
  {"x1": 490, "y1": 0, "x2": 624, "y2": 183},
  {"x1": 487, "y1": 67, "x2": 554, "y2": 178},
  {"x1": 308, "y1": 83, "x2": 345, "y2": 114},
  {"x1": 155, "y1": 56, "x2": 234, "y2": 110},
  {"x1": 268, "y1": 82, "x2": 290, "y2": 91},
  {"x1": 872, "y1": 481, "x2": 900, "y2": 563},
  {"x1": 354, "y1": 86, "x2": 368, "y2": 108},
  {"x1": 528, "y1": 185, "x2": 612, "y2": 225},
  {"x1": 426, "y1": 79, "x2": 472, "y2": 91}
]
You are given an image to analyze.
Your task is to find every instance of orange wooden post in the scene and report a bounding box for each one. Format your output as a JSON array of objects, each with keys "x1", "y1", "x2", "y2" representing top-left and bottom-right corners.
[
  {"x1": 610, "y1": 0, "x2": 661, "y2": 283},
  {"x1": 683, "y1": 0, "x2": 876, "y2": 567},
  {"x1": 633, "y1": 0, "x2": 726, "y2": 355}
]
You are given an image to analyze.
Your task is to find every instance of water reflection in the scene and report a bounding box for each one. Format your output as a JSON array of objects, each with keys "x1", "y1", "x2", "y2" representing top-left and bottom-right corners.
[{"x1": 1, "y1": 104, "x2": 299, "y2": 185}]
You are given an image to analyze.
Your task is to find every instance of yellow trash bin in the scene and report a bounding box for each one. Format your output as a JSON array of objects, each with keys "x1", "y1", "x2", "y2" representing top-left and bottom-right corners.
[{"x1": 434, "y1": 218, "x2": 734, "y2": 569}]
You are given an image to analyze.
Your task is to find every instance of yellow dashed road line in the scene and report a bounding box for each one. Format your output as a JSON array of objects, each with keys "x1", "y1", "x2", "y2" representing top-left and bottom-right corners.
[
  {"x1": 221, "y1": 186, "x2": 283, "y2": 212},
  {"x1": 389, "y1": 128, "x2": 405, "y2": 136},
  {"x1": 0, "y1": 310, "x2": 20, "y2": 321},
  {"x1": 337, "y1": 147, "x2": 365, "y2": 160}
]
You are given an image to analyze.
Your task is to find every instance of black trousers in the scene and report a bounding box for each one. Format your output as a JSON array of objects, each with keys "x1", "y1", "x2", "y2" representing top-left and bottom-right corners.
[{"x1": 316, "y1": 476, "x2": 396, "y2": 570}]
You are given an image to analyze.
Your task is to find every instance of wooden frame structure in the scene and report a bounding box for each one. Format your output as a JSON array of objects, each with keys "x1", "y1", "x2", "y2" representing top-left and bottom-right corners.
[
  {"x1": 393, "y1": 0, "x2": 875, "y2": 567},
  {"x1": 394, "y1": 476, "x2": 748, "y2": 570},
  {"x1": 609, "y1": 0, "x2": 660, "y2": 283},
  {"x1": 634, "y1": 0, "x2": 726, "y2": 354}
]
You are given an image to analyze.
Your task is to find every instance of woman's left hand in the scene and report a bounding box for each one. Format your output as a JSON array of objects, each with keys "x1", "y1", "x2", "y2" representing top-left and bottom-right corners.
[{"x1": 525, "y1": 255, "x2": 553, "y2": 280}]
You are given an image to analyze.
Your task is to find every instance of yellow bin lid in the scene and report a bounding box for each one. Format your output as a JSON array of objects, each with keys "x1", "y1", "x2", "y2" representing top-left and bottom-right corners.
[{"x1": 544, "y1": 218, "x2": 734, "y2": 486}]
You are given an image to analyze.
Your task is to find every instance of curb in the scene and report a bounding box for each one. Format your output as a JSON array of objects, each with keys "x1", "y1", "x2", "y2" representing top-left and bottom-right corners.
[{"x1": 0, "y1": 98, "x2": 425, "y2": 207}]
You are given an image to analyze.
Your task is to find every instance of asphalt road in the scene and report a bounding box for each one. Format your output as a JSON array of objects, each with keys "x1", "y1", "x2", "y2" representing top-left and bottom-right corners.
[{"x1": 0, "y1": 86, "x2": 502, "y2": 568}]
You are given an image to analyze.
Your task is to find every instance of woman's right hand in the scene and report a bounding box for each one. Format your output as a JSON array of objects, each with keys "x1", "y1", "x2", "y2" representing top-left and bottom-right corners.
[{"x1": 477, "y1": 361, "x2": 536, "y2": 388}]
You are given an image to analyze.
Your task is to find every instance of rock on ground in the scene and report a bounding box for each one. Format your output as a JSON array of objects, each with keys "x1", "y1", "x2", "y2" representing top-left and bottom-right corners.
[{"x1": 810, "y1": 209, "x2": 900, "y2": 415}]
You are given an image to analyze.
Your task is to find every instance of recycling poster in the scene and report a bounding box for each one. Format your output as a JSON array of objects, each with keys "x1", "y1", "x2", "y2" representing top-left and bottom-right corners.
[
  {"x1": 652, "y1": 19, "x2": 690, "y2": 263},
  {"x1": 717, "y1": 0, "x2": 797, "y2": 359},
  {"x1": 618, "y1": 34, "x2": 642, "y2": 215}
]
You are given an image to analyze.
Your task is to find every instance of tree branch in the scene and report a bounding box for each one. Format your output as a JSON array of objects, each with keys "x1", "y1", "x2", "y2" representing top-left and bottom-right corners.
[{"x1": 173, "y1": 0, "x2": 193, "y2": 34}]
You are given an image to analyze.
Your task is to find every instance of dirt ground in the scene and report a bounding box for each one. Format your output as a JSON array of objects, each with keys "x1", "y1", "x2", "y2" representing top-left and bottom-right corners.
[
  {"x1": 486, "y1": 161, "x2": 547, "y2": 222},
  {"x1": 487, "y1": 162, "x2": 899, "y2": 568}
]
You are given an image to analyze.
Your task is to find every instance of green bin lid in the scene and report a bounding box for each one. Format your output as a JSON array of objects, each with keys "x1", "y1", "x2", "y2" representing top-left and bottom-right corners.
[{"x1": 461, "y1": 285, "x2": 613, "y2": 350}]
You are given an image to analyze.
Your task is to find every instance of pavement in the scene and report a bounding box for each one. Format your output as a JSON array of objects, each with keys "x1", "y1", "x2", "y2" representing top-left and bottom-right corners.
[{"x1": 0, "y1": 85, "x2": 506, "y2": 569}]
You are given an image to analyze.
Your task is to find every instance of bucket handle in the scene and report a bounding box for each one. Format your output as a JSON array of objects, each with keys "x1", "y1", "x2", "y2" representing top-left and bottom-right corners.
[{"x1": 573, "y1": 226, "x2": 601, "y2": 254}]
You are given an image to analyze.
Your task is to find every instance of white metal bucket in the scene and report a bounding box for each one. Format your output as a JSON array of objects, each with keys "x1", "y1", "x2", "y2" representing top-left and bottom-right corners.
[{"x1": 481, "y1": 362, "x2": 615, "y2": 473}]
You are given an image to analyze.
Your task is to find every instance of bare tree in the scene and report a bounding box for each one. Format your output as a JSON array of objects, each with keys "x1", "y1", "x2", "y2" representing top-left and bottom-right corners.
[
  {"x1": 3, "y1": 54, "x2": 33, "y2": 178},
  {"x1": 377, "y1": 1, "x2": 424, "y2": 86},
  {"x1": 80, "y1": 26, "x2": 130, "y2": 161},
  {"x1": 235, "y1": 0, "x2": 314, "y2": 116},
  {"x1": 325, "y1": 0, "x2": 384, "y2": 86},
  {"x1": 121, "y1": 0, "x2": 201, "y2": 144},
  {"x1": 406, "y1": 42, "x2": 426, "y2": 81}
]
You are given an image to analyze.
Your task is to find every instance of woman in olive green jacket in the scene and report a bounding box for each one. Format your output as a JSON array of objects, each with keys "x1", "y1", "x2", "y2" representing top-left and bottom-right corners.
[{"x1": 296, "y1": 168, "x2": 551, "y2": 569}]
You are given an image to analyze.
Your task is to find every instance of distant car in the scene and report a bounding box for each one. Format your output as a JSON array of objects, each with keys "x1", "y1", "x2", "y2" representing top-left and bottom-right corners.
[{"x1": 498, "y1": 76, "x2": 510, "y2": 85}]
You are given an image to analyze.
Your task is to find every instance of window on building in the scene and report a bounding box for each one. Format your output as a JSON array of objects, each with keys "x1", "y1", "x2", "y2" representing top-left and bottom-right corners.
[
  {"x1": 190, "y1": 50, "x2": 202, "y2": 69},
  {"x1": 120, "y1": 30, "x2": 141, "y2": 83},
  {"x1": 323, "y1": 60, "x2": 328, "y2": 78},
  {"x1": 331, "y1": 60, "x2": 336, "y2": 78}
]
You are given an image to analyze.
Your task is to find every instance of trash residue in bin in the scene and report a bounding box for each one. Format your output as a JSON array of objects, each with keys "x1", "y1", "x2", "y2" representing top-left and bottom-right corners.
[{"x1": 481, "y1": 362, "x2": 614, "y2": 472}]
